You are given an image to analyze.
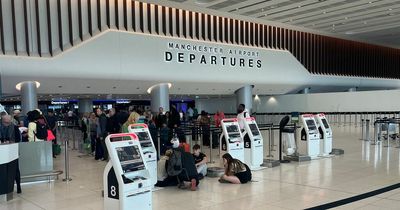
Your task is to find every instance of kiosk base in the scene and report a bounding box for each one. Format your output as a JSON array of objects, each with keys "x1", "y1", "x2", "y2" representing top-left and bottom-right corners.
[
  {"x1": 263, "y1": 159, "x2": 280, "y2": 168},
  {"x1": 283, "y1": 155, "x2": 311, "y2": 162},
  {"x1": 207, "y1": 167, "x2": 225, "y2": 177},
  {"x1": 331, "y1": 148, "x2": 344, "y2": 155}
]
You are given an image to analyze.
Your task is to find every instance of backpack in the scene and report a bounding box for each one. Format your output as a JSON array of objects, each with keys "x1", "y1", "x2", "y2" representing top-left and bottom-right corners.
[
  {"x1": 166, "y1": 150, "x2": 183, "y2": 176},
  {"x1": 35, "y1": 118, "x2": 48, "y2": 140}
]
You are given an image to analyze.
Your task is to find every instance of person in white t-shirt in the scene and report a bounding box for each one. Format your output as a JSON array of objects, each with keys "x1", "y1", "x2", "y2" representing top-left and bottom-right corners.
[{"x1": 237, "y1": 104, "x2": 250, "y2": 131}]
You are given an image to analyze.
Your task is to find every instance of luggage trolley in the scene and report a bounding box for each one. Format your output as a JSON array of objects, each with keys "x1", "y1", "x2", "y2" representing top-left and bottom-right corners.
[
  {"x1": 242, "y1": 117, "x2": 264, "y2": 170},
  {"x1": 103, "y1": 133, "x2": 152, "y2": 210},
  {"x1": 128, "y1": 124, "x2": 157, "y2": 186},
  {"x1": 220, "y1": 118, "x2": 244, "y2": 162}
]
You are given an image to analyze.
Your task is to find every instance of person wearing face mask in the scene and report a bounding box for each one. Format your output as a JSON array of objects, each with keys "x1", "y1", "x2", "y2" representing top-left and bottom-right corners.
[
  {"x1": 167, "y1": 138, "x2": 200, "y2": 191},
  {"x1": 237, "y1": 104, "x2": 250, "y2": 132}
]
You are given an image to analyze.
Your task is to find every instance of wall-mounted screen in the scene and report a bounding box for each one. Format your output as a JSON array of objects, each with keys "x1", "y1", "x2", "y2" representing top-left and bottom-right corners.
[{"x1": 116, "y1": 145, "x2": 145, "y2": 173}]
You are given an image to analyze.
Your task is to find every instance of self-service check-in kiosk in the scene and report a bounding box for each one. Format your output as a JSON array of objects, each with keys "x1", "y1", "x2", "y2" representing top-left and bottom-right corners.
[
  {"x1": 242, "y1": 117, "x2": 263, "y2": 170},
  {"x1": 128, "y1": 124, "x2": 157, "y2": 186},
  {"x1": 220, "y1": 118, "x2": 244, "y2": 162},
  {"x1": 314, "y1": 114, "x2": 333, "y2": 156},
  {"x1": 104, "y1": 133, "x2": 152, "y2": 210},
  {"x1": 298, "y1": 114, "x2": 320, "y2": 159}
]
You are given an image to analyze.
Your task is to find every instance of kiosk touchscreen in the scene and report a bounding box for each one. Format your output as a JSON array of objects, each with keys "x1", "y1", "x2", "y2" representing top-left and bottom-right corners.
[
  {"x1": 298, "y1": 114, "x2": 320, "y2": 159},
  {"x1": 220, "y1": 118, "x2": 244, "y2": 162},
  {"x1": 243, "y1": 117, "x2": 264, "y2": 170},
  {"x1": 104, "y1": 133, "x2": 152, "y2": 210},
  {"x1": 128, "y1": 124, "x2": 157, "y2": 186},
  {"x1": 314, "y1": 114, "x2": 333, "y2": 156}
]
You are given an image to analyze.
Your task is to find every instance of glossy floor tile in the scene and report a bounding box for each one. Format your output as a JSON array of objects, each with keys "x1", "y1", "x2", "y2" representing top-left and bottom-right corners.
[{"x1": 1, "y1": 124, "x2": 400, "y2": 210}]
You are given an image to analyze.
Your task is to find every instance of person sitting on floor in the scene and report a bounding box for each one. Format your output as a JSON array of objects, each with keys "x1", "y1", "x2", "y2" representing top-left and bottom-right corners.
[
  {"x1": 192, "y1": 144, "x2": 208, "y2": 179},
  {"x1": 219, "y1": 153, "x2": 252, "y2": 184}
]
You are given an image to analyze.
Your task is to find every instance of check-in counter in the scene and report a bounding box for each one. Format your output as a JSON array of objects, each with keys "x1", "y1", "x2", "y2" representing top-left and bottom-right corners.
[
  {"x1": 19, "y1": 141, "x2": 53, "y2": 182},
  {"x1": 0, "y1": 143, "x2": 19, "y2": 201}
]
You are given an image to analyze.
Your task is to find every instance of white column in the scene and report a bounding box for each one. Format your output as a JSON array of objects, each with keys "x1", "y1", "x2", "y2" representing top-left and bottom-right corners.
[
  {"x1": 149, "y1": 83, "x2": 170, "y2": 113},
  {"x1": 235, "y1": 85, "x2": 254, "y2": 112},
  {"x1": 17, "y1": 81, "x2": 40, "y2": 115}
]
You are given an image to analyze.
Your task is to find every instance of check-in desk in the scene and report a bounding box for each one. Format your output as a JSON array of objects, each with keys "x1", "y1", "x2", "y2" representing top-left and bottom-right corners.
[{"x1": 0, "y1": 143, "x2": 19, "y2": 202}]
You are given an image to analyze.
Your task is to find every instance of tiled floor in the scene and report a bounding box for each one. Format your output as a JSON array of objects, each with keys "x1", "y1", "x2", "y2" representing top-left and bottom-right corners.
[{"x1": 1, "y1": 124, "x2": 400, "y2": 210}]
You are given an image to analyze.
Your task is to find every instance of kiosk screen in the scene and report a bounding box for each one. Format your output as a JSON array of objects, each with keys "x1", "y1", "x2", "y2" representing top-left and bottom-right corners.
[
  {"x1": 135, "y1": 131, "x2": 153, "y2": 148},
  {"x1": 249, "y1": 124, "x2": 260, "y2": 136},
  {"x1": 226, "y1": 125, "x2": 241, "y2": 141},
  {"x1": 116, "y1": 145, "x2": 145, "y2": 173},
  {"x1": 321, "y1": 119, "x2": 330, "y2": 129},
  {"x1": 306, "y1": 120, "x2": 317, "y2": 131}
]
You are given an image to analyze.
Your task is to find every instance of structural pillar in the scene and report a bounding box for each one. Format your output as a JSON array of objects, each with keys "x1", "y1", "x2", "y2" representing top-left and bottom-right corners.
[
  {"x1": 17, "y1": 81, "x2": 39, "y2": 115},
  {"x1": 149, "y1": 83, "x2": 170, "y2": 113},
  {"x1": 235, "y1": 85, "x2": 254, "y2": 113},
  {"x1": 78, "y1": 99, "x2": 93, "y2": 114}
]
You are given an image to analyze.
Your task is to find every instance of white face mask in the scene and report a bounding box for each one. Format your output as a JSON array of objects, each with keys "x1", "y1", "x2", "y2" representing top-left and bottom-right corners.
[{"x1": 171, "y1": 139, "x2": 180, "y2": 148}]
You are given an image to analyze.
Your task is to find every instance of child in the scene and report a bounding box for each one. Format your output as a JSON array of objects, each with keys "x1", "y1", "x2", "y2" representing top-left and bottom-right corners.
[{"x1": 192, "y1": 144, "x2": 208, "y2": 179}]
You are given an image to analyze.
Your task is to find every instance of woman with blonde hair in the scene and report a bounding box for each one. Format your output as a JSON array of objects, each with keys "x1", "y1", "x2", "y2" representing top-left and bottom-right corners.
[{"x1": 121, "y1": 111, "x2": 140, "y2": 133}]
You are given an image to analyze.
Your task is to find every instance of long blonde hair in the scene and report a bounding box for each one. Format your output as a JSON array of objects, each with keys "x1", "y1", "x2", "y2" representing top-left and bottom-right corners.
[{"x1": 124, "y1": 111, "x2": 140, "y2": 127}]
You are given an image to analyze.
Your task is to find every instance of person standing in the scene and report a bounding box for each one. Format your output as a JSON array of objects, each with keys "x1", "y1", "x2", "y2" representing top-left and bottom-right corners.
[
  {"x1": 155, "y1": 107, "x2": 166, "y2": 129},
  {"x1": 198, "y1": 111, "x2": 211, "y2": 146},
  {"x1": 12, "y1": 110, "x2": 23, "y2": 127},
  {"x1": 96, "y1": 108, "x2": 108, "y2": 161},
  {"x1": 46, "y1": 110, "x2": 58, "y2": 158},
  {"x1": 237, "y1": 104, "x2": 250, "y2": 131},
  {"x1": 214, "y1": 110, "x2": 225, "y2": 128},
  {"x1": 107, "y1": 108, "x2": 120, "y2": 134},
  {"x1": 186, "y1": 106, "x2": 194, "y2": 121},
  {"x1": 89, "y1": 112, "x2": 98, "y2": 156},
  {"x1": 0, "y1": 115, "x2": 22, "y2": 193}
]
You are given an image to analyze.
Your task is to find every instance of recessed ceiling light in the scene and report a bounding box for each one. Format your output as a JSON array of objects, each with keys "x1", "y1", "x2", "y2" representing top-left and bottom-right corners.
[
  {"x1": 86, "y1": 86, "x2": 91, "y2": 88},
  {"x1": 344, "y1": 17, "x2": 348, "y2": 19},
  {"x1": 261, "y1": 8, "x2": 264, "y2": 11},
  {"x1": 322, "y1": 11, "x2": 326, "y2": 14},
  {"x1": 136, "y1": 87, "x2": 140, "y2": 90},
  {"x1": 112, "y1": 86, "x2": 116, "y2": 89},
  {"x1": 364, "y1": 21, "x2": 368, "y2": 24},
  {"x1": 298, "y1": 5, "x2": 302, "y2": 8},
  {"x1": 368, "y1": 1, "x2": 372, "y2": 3},
  {"x1": 58, "y1": 85, "x2": 62, "y2": 88},
  {"x1": 388, "y1": 8, "x2": 392, "y2": 11}
]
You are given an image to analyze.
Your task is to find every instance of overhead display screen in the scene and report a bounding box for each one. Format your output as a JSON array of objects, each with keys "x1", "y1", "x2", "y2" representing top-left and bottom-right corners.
[
  {"x1": 249, "y1": 124, "x2": 260, "y2": 136},
  {"x1": 135, "y1": 131, "x2": 153, "y2": 148},
  {"x1": 116, "y1": 145, "x2": 145, "y2": 173},
  {"x1": 306, "y1": 120, "x2": 317, "y2": 131},
  {"x1": 321, "y1": 119, "x2": 330, "y2": 129}
]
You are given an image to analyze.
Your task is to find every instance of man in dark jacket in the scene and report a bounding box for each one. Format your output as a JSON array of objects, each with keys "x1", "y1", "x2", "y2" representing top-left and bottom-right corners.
[
  {"x1": 155, "y1": 107, "x2": 166, "y2": 129},
  {"x1": 106, "y1": 108, "x2": 120, "y2": 134},
  {"x1": 0, "y1": 115, "x2": 22, "y2": 193},
  {"x1": 96, "y1": 108, "x2": 109, "y2": 161},
  {"x1": 168, "y1": 105, "x2": 181, "y2": 129}
]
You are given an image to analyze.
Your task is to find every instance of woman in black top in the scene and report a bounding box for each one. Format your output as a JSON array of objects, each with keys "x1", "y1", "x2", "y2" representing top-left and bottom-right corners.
[{"x1": 219, "y1": 153, "x2": 252, "y2": 184}]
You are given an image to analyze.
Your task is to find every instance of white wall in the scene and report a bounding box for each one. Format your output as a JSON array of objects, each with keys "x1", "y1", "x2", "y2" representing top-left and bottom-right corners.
[{"x1": 196, "y1": 89, "x2": 400, "y2": 113}]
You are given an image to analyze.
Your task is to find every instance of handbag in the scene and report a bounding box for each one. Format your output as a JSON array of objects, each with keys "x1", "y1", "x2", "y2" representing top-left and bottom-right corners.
[{"x1": 47, "y1": 129, "x2": 56, "y2": 141}]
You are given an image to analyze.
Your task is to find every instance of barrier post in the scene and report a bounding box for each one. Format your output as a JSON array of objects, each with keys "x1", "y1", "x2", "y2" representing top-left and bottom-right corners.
[
  {"x1": 267, "y1": 126, "x2": 273, "y2": 157},
  {"x1": 360, "y1": 119, "x2": 364, "y2": 140},
  {"x1": 63, "y1": 133, "x2": 72, "y2": 182},
  {"x1": 365, "y1": 119, "x2": 370, "y2": 142}
]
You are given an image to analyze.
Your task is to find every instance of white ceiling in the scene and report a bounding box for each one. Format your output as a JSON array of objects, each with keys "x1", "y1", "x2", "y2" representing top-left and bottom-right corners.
[{"x1": 166, "y1": 0, "x2": 400, "y2": 48}]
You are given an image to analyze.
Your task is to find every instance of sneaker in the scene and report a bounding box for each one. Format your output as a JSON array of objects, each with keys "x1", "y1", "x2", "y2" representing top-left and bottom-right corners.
[{"x1": 190, "y1": 179, "x2": 197, "y2": 191}]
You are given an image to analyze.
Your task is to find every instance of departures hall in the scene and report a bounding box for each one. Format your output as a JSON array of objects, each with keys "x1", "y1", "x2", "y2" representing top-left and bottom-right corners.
[{"x1": 1, "y1": 0, "x2": 400, "y2": 210}]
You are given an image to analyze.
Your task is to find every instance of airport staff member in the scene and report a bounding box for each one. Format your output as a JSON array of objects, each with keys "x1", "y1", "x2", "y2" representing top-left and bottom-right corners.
[{"x1": 237, "y1": 104, "x2": 250, "y2": 131}]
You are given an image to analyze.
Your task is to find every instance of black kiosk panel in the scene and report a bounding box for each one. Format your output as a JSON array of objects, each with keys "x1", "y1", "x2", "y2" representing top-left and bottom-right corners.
[
  {"x1": 321, "y1": 119, "x2": 330, "y2": 129},
  {"x1": 249, "y1": 124, "x2": 260, "y2": 136},
  {"x1": 116, "y1": 146, "x2": 145, "y2": 173},
  {"x1": 135, "y1": 131, "x2": 153, "y2": 148},
  {"x1": 306, "y1": 120, "x2": 317, "y2": 131}
]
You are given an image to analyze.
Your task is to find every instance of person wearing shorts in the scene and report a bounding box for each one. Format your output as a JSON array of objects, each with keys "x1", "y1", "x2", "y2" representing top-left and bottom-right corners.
[{"x1": 219, "y1": 153, "x2": 252, "y2": 184}]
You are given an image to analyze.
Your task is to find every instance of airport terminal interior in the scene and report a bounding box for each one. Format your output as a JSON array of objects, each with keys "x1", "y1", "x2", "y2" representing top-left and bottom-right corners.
[{"x1": 1, "y1": 0, "x2": 400, "y2": 210}]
